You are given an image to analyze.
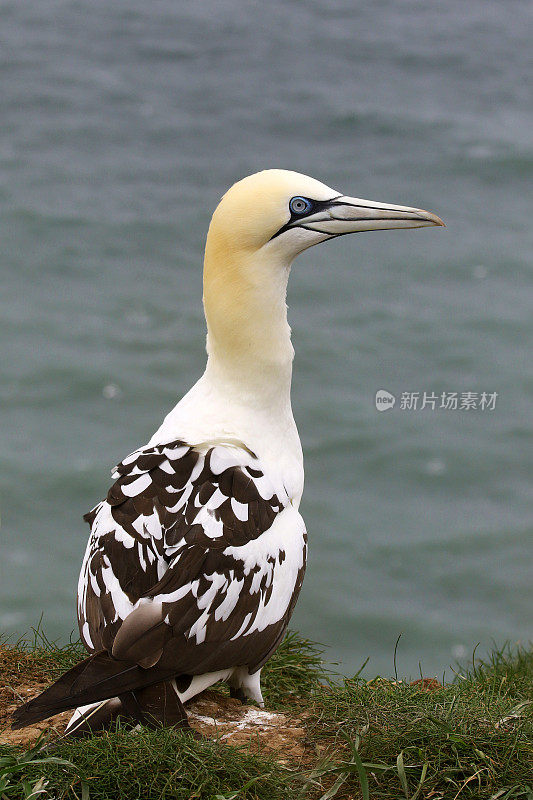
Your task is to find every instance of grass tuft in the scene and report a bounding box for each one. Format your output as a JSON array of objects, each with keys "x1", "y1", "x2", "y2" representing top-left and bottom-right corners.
[
  {"x1": 308, "y1": 642, "x2": 533, "y2": 799},
  {"x1": 0, "y1": 627, "x2": 86, "y2": 684},
  {"x1": 1, "y1": 727, "x2": 301, "y2": 800},
  {"x1": 261, "y1": 630, "x2": 330, "y2": 708}
]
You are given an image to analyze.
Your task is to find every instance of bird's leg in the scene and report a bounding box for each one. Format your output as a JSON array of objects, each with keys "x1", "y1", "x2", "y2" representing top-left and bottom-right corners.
[
  {"x1": 229, "y1": 667, "x2": 264, "y2": 706},
  {"x1": 241, "y1": 668, "x2": 264, "y2": 706}
]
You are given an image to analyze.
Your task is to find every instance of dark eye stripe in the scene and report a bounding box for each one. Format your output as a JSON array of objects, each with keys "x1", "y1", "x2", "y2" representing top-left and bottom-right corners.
[{"x1": 269, "y1": 195, "x2": 343, "y2": 241}]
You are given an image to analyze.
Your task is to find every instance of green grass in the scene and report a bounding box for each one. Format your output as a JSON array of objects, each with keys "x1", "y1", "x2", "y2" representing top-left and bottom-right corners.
[
  {"x1": 307, "y1": 643, "x2": 533, "y2": 800},
  {"x1": 261, "y1": 630, "x2": 331, "y2": 708},
  {"x1": 0, "y1": 627, "x2": 86, "y2": 683},
  {"x1": 1, "y1": 632, "x2": 531, "y2": 800},
  {"x1": 2, "y1": 729, "x2": 302, "y2": 800}
]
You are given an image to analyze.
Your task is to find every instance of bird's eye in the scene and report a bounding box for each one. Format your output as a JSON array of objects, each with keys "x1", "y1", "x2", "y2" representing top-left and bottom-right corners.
[{"x1": 289, "y1": 196, "x2": 312, "y2": 215}]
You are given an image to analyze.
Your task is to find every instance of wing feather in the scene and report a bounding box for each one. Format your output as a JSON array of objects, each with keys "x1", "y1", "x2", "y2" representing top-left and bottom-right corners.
[{"x1": 78, "y1": 440, "x2": 306, "y2": 675}]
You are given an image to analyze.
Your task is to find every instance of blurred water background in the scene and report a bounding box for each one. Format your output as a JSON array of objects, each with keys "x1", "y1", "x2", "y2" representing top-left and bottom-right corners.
[{"x1": 1, "y1": 0, "x2": 531, "y2": 679}]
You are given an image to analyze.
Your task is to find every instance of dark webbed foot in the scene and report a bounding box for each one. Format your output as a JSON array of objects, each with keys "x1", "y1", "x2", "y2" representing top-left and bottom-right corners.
[{"x1": 229, "y1": 686, "x2": 247, "y2": 704}]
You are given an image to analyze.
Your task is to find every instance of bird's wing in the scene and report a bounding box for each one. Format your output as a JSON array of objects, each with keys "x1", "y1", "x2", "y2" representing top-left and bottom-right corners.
[{"x1": 78, "y1": 439, "x2": 307, "y2": 675}]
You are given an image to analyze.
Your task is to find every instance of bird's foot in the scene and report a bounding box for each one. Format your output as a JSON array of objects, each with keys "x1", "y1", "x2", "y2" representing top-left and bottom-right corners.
[{"x1": 229, "y1": 686, "x2": 247, "y2": 704}]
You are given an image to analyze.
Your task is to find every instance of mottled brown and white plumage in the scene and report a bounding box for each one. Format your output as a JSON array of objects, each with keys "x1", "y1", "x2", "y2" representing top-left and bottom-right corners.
[{"x1": 13, "y1": 169, "x2": 443, "y2": 735}]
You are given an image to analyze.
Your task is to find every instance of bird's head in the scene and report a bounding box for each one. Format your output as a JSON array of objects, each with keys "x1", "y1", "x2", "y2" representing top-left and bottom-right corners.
[
  {"x1": 203, "y1": 169, "x2": 444, "y2": 370},
  {"x1": 206, "y1": 168, "x2": 444, "y2": 261}
]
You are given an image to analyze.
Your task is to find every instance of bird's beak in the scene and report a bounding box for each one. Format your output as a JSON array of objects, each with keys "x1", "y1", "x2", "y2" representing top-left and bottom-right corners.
[{"x1": 294, "y1": 195, "x2": 445, "y2": 236}]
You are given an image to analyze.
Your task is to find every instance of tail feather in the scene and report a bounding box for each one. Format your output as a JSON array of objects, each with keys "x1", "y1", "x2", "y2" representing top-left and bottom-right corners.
[
  {"x1": 12, "y1": 650, "x2": 177, "y2": 730},
  {"x1": 62, "y1": 682, "x2": 191, "y2": 739}
]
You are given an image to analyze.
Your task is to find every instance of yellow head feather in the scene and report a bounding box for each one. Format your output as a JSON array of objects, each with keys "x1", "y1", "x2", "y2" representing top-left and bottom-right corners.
[{"x1": 203, "y1": 169, "x2": 335, "y2": 367}]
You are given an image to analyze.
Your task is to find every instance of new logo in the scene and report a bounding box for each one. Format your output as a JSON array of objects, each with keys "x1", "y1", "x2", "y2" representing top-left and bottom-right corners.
[{"x1": 375, "y1": 389, "x2": 396, "y2": 411}]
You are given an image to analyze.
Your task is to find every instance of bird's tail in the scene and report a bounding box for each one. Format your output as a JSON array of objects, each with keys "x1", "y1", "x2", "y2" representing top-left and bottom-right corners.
[{"x1": 12, "y1": 650, "x2": 176, "y2": 730}]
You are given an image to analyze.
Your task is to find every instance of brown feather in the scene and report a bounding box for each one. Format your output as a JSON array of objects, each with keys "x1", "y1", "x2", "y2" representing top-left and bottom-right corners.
[{"x1": 12, "y1": 650, "x2": 176, "y2": 729}]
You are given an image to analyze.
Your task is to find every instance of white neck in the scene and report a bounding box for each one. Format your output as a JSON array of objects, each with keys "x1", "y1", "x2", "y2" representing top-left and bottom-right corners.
[
  {"x1": 149, "y1": 247, "x2": 303, "y2": 500},
  {"x1": 202, "y1": 242, "x2": 295, "y2": 413}
]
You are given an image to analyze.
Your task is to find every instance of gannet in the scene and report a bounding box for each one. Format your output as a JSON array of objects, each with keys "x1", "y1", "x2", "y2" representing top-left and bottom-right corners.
[{"x1": 13, "y1": 169, "x2": 443, "y2": 735}]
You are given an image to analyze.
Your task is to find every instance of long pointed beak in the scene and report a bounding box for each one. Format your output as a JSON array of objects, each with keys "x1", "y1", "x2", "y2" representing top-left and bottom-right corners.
[{"x1": 299, "y1": 195, "x2": 445, "y2": 235}]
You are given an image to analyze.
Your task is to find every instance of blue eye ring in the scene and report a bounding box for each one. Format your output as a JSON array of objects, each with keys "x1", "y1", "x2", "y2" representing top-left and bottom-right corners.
[{"x1": 289, "y1": 196, "x2": 312, "y2": 215}]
